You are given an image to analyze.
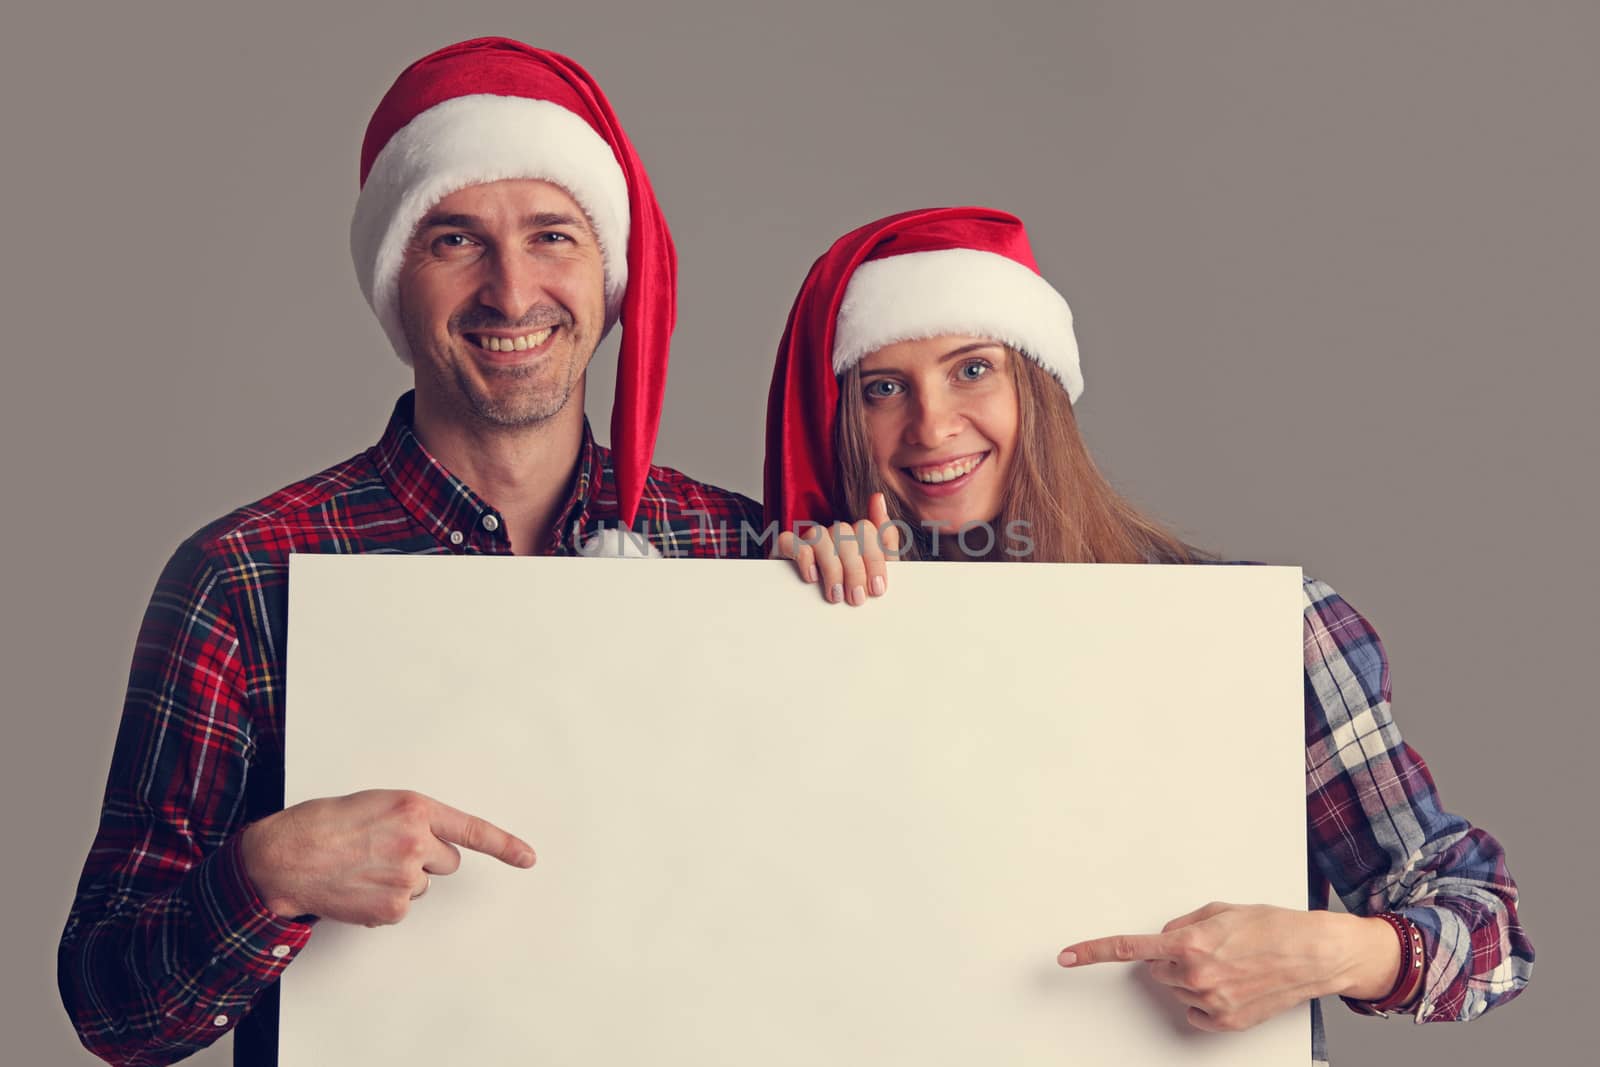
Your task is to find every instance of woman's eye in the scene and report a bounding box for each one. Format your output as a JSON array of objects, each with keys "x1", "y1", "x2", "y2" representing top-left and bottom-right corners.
[
  {"x1": 864, "y1": 379, "x2": 902, "y2": 400},
  {"x1": 958, "y1": 360, "x2": 991, "y2": 381}
]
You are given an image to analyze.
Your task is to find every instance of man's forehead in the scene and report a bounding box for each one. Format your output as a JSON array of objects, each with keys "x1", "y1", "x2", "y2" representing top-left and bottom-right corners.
[{"x1": 421, "y1": 178, "x2": 596, "y2": 233}]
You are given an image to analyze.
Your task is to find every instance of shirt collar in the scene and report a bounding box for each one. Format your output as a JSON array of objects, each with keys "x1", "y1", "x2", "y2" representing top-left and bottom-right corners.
[{"x1": 371, "y1": 391, "x2": 604, "y2": 555}]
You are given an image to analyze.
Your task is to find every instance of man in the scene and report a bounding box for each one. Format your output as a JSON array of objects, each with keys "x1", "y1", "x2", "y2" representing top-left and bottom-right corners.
[{"x1": 59, "y1": 38, "x2": 762, "y2": 1067}]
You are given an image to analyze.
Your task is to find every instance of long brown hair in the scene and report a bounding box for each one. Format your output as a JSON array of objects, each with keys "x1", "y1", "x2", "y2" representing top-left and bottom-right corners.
[{"x1": 835, "y1": 348, "x2": 1206, "y2": 564}]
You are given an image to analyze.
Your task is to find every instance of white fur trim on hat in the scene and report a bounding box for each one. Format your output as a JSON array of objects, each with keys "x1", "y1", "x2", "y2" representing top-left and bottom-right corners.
[
  {"x1": 832, "y1": 248, "x2": 1082, "y2": 403},
  {"x1": 351, "y1": 94, "x2": 630, "y2": 365}
]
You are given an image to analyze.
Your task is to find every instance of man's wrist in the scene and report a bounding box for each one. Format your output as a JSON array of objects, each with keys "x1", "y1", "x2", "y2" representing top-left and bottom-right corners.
[{"x1": 239, "y1": 814, "x2": 303, "y2": 919}]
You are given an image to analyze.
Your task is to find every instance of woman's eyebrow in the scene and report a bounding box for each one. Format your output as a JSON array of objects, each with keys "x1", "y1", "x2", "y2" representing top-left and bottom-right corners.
[
  {"x1": 938, "y1": 341, "x2": 1005, "y2": 363},
  {"x1": 861, "y1": 342, "x2": 1003, "y2": 376}
]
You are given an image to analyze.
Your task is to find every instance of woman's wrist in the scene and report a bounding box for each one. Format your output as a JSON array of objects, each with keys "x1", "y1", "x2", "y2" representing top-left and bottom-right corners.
[
  {"x1": 1334, "y1": 912, "x2": 1427, "y2": 1012},
  {"x1": 1329, "y1": 913, "x2": 1406, "y2": 1001}
]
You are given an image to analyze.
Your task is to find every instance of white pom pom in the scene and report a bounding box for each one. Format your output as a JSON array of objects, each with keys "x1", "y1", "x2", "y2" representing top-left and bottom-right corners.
[{"x1": 576, "y1": 526, "x2": 664, "y2": 559}]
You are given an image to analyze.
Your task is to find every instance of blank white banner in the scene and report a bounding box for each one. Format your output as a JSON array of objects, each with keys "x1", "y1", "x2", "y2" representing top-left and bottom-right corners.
[{"x1": 281, "y1": 556, "x2": 1309, "y2": 1065}]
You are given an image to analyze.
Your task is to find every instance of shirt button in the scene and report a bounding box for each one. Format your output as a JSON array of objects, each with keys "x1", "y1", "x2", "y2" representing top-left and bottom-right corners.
[
  {"x1": 212, "y1": 1014, "x2": 229, "y2": 1027},
  {"x1": 271, "y1": 945, "x2": 291, "y2": 959},
  {"x1": 481, "y1": 514, "x2": 501, "y2": 533},
  {"x1": 448, "y1": 530, "x2": 464, "y2": 546}
]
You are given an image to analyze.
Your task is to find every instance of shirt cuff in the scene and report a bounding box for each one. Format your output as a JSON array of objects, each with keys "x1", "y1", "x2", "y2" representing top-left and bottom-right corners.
[
  {"x1": 201, "y1": 830, "x2": 315, "y2": 967},
  {"x1": 166, "y1": 832, "x2": 315, "y2": 1036},
  {"x1": 1396, "y1": 904, "x2": 1453, "y2": 1022}
]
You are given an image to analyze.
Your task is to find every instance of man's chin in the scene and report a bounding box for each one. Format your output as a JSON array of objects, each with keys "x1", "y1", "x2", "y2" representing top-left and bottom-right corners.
[
  {"x1": 446, "y1": 362, "x2": 574, "y2": 426},
  {"x1": 464, "y1": 387, "x2": 574, "y2": 430}
]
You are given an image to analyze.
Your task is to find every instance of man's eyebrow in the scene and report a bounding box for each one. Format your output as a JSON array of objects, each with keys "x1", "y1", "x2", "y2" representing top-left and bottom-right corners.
[
  {"x1": 414, "y1": 211, "x2": 592, "y2": 233},
  {"x1": 522, "y1": 211, "x2": 589, "y2": 231},
  {"x1": 416, "y1": 212, "x2": 483, "y2": 232}
]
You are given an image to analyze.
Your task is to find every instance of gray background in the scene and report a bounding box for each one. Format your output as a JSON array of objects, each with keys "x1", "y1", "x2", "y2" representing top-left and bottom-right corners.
[{"x1": 1, "y1": 1, "x2": 1591, "y2": 1063}]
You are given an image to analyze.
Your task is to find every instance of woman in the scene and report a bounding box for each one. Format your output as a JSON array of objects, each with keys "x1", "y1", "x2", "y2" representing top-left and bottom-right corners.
[{"x1": 764, "y1": 206, "x2": 1532, "y2": 1060}]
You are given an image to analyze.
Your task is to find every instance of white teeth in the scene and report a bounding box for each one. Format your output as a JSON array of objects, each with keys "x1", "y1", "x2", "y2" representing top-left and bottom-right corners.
[
  {"x1": 477, "y1": 328, "x2": 554, "y2": 353},
  {"x1": 911, "y1": 455, "x2": 983, "y2": 484}
]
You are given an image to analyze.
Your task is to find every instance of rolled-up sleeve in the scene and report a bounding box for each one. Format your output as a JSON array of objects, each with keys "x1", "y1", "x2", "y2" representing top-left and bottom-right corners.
[{"x1": 1301, "y1": 576, "x2": 1532, "y2": 1021}]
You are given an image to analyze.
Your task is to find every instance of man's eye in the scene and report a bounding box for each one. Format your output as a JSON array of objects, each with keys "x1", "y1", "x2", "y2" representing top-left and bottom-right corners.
[
  {"x1": 433, "y1": 233, "x2": 476, "y2": 252},
  {"x1": 537, "y1": 232, "x2": 573, "y2": 243}
]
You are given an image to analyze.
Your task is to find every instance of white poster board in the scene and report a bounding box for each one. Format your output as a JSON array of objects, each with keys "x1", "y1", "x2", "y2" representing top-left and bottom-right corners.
[{"x1": 282, "y1": 556, "x2": 1309, "y2": 1065}]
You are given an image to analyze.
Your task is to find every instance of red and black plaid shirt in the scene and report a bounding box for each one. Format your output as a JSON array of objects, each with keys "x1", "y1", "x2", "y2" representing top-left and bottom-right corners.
[{"x1": 59, "y1": 393, "x2": 763, "y2": 1067}]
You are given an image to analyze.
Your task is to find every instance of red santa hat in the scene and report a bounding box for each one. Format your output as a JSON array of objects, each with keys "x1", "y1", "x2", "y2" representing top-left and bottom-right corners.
[
  {"x1": 764, "y1": 206, "x2": 1081, "y2": 530},
  {"x1": 351, "y1": 36, "x2": 674, "y2": 527}
]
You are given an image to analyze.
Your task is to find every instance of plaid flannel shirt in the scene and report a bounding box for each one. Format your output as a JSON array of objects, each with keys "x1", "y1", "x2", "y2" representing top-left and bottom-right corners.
[
  {"x1": 59, "y1": 394, "x2": 763, "y2": 1067},
  {"x1": 1298, "y1": 571, "x2": 1531, "y2": 1062},
  {"x1": 60, "y1": 415, "x2": 1531, "y2": 1064}
]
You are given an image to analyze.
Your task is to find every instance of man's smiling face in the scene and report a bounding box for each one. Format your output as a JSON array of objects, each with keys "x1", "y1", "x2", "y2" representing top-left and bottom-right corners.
[{"x1": 397, "y1": 178, "x2": 608, "y2": 430}]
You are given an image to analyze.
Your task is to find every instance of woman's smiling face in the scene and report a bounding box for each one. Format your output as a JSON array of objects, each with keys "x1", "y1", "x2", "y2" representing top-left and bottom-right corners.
[{"x1": 856, "y1": 334, "x2": 1020, "y2": 533}]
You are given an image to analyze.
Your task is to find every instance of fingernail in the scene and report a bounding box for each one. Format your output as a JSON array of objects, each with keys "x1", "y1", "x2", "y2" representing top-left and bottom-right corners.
[
  {"x1": 830, "y1": 583, "x2": 844, "y2": 604},
  {"x1": 850, "y1": 585, "x2": 866, "y2": 605},
  {"x1": 870, "y1": 575, "x2": 885, "y2": 597},
  {"x1": 806, "y1": 564, "x2": 819, "y2": 583},
  {"x1": 1057, "y1": 950, "x2": 1077, "y2": 966},
  {"x1": 519, "y1": 850, "x2": 536, "y2": 867}
]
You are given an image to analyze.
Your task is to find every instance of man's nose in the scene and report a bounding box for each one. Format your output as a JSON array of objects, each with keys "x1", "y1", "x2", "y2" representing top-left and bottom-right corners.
[{"x1": 475, "y1": 247, "x2": 547, "y2": 323}]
